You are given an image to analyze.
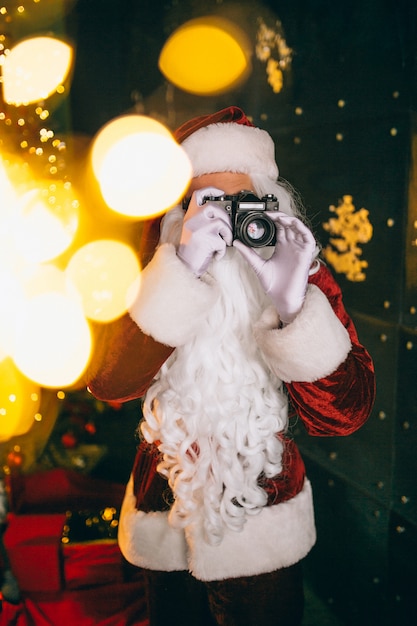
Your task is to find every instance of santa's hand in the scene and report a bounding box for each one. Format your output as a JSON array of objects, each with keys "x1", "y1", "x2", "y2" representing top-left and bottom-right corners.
[
  {"x1": 177, "y1": 187, "x2": 233, "y2": 277},
  {"x1": 233, "y1": 213, "x2": 316, "y2": 324}
]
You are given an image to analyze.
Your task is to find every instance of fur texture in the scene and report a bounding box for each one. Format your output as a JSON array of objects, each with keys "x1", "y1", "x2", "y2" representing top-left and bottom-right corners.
[
  {"x1": 118, "y1": 475, "x2": 316, "y2": 581},
  {"x1": 182, "y1": 123, "x2": 279, "y2": 181},
  {"x1": 129, "y1": 242, "x2": 218, "y2": 347},
  {"x1": 118, "y1": 476, "x2": 188, "y2": 572},
  {"x1": 254, "y1": 287, "x2": 352, "y2": 382}
]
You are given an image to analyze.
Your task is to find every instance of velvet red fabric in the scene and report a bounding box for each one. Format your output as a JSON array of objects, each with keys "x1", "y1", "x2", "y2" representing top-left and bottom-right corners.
[
  {"x1": 85, "y1": 217, "x2": 173, "y2": 403},
  {"x1": 131, "y1": 437, "x2": 306, "y2": 512},
  {"x1": 286, "y1": 264, "x2": 376, "y2": 437},
  {"x1": 174, "y1": 106, "x2": 255, "y2": 144},
  {"x1": 86, "y1": 315, "x2": 173, "y2": 402}
]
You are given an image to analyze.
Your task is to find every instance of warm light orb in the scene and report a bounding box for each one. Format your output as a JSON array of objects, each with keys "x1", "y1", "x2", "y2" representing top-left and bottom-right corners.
[
  {"x1": 66, "y1": 239, "x2": 141, "y2": 322},
  {"x1": 0, "y1": 269, "x2": 24, "y2": 360},
  {"x1": 159, "y1": 17, "x2": 251, "y2": 95},
  {"x1": 13, "y1": 292, "x2": 92, "y2": 388},
  {"x1": 0, "y1": 157, "x2": 19, "y2": 216},
  {"x1": 19, "y1": 263, "x2": 67, "y2": 299},
  {"x1": 2, "y1": 36, "x2": 73, "y2": 106},
  {"x1": 0, "y1": 357, "x2": 41, "y2": 442},
  {"x1": 13, "y1": 183, "x2": 79, "y2": 263},
  {"x1": 91, "y1": 115, "x2": 192, "y2": 218}
]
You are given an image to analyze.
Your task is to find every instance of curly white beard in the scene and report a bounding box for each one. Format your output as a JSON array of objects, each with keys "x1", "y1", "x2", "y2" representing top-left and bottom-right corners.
[{"x1": 141, "y1": 210, "x2": 289, "y2": 546}]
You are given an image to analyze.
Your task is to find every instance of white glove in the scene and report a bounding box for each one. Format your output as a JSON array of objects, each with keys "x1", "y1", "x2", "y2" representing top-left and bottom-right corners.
[
  {"x1": 177, "y1": 187, "x2": 233, "y2": 277},
  {"x1": 234, "y1": 213, "x2": 316, "y2": 324}
]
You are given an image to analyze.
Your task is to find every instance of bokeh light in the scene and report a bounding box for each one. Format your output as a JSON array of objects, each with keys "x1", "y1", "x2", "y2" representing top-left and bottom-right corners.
[
  {"x1": 13, "y1": 182, "x2": 79, "y2": 263},
  {"x1": 13, "y1": 291, "x2": 92, "y2": 388},
  {"x1": 0, "y1": 268, "x2": 24, "y2": 360},
  {"x1": 0, "y1": 157, "x2": 19, "y2": 215},
  {"x1": 66, "y1": 239, "x2": 141, "y2": 322},
  {"x1": 2, "y1": 36, "x2": 73, "y2": 106},
  {"x1": 91, "y1": 114, "x2": 192, "y2": 218},
  {"x1": 159, "y1": 17, "x2": 251, "y2": 95},
  {"x1": 19, "y1": 263, "x2": 67, "y2": 299},
  {"x1": 0, "y1": 357, "x2": 41, "y2": 442}
]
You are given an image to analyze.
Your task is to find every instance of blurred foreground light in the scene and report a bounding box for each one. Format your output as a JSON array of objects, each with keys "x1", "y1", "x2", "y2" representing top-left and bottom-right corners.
[
  {"x1": 2, "y1": 36, "x2": 73, "y2": 106},
  {"x1": 14, "y1": 183, "x2": 79, "y2": 263},
  {"x1": 0, "y1": 157, "x2": 19, "y2": 215},
  {"x1": 66, "y1": 239, "x2": 141, "y2": 322},
  {"x1": 159, "y1": 17, "x2": 251, "y2": 95},
  {"x1": 13, "y1": 292, "x2": 92, "y2": 388},
  {"x1": 91, "y1": 115, "x2": 192, "y2": 218},
  {"x1": 0, "y1": 357, "x2": 41, "y2": 442},
  {"x1": 0, "y1": 269, "x2": 24, "y2": 360},
  {"x1": 20, "y1": 263, "x2": 67, "y2": 299}
]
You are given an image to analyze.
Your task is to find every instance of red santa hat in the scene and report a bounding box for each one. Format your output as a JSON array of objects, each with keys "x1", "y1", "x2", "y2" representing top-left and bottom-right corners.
[{"x1": 174, "y1": 106, "x2": 279, "y2": 182}]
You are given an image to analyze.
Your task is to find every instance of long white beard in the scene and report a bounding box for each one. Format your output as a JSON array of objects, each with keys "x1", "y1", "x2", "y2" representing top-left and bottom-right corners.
[{"x1": 141, "y1": 227, "x2": 288, "y2": 545}]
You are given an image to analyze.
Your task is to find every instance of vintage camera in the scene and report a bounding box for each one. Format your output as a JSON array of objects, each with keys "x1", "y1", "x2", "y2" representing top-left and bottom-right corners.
[{"x1": 203, "y1": 190, "x2": 279, "y2": 247}]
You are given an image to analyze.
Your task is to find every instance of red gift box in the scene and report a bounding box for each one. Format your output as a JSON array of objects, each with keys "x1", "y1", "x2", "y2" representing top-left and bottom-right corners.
[
  {"x1": 4, "y1": 513, "x2": 66, "y2": 592},
  {"x1": 63, "y1": 541, "x2": 124, "y2": 590}
]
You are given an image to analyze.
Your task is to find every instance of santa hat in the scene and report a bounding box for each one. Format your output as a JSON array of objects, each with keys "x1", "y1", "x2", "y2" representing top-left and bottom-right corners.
[{"x1": 174, "y1": 106, "x2": 279, "y2": 182}]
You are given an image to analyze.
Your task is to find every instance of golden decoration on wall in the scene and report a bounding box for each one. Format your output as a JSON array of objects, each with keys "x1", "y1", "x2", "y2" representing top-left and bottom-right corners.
[
  {"x1": 255, "y1": 18, "x2": 292, "y2": 94},
  {"x1": 322, "y1": 195, "x2": 373, "y2": 282}
]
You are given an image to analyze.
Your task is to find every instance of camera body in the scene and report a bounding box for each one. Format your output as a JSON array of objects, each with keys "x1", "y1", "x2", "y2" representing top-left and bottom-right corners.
[{"x1": 203, "y1": 190, "x2": 279, "y2": 247}]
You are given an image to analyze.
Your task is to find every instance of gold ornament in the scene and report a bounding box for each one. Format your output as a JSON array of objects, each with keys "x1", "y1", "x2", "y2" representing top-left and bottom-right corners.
[
  {"x1": 255, "y1": 18, "x2": 292, "y2": 94},
  {"x1": 322, "y1": 195, "x2": 373, "y2": 282}
]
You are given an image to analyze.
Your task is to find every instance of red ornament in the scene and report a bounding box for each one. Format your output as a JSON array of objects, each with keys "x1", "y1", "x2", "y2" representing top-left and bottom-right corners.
[
  {"x1": 6, "y1": 449, "x2": 24, "y2": 470},
  {"x1": 84, "y1": 422, "x2": 96, "y2": 435},
  {"x1": 61, "y1": 432, "x2": 78, "y2": 448}
]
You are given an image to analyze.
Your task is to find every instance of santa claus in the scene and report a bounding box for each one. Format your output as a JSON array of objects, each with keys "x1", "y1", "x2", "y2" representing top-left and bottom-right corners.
[{"x1": 87, "y1": 106, "x2": 375, "y2": 626}]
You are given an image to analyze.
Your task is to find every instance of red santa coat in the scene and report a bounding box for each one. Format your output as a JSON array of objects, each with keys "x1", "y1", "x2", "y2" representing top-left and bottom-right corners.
[{"x1": 86, "y1": 230, "x2": 375, "y2": 582}]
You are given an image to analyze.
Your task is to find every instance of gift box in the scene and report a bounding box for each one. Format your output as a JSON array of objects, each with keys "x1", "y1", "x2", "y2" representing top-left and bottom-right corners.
[{"x1": 4, "y1": 513, "x2": 67, "y2": 592}]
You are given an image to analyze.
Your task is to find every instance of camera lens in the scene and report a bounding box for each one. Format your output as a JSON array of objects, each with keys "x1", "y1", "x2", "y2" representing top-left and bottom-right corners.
[
  {"x1": 247, "y1": 219, "x2": 266, "y2": 241},
  {"x1": 238, "y1": 213, "x2": 276, "y2": 247}
]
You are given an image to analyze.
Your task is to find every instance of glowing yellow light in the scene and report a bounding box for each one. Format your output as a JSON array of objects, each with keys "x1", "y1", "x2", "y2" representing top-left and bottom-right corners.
[
  {"x1": 0, "y1": 157, "x2": 19, "y2": 216},
  {"x1": 159, "y1": 17, "x2": 251, "y2": 95},
  {"x1": 13, "y1": 292, "x2": 92, "y2": 388},
  {"x1": 0, "y1": 268, "x2": 24, "y2": 360},
  {"x1": 0, "y1": 357, "x2": 41, "y2": 442},
  {"x1": 91, "y1": 115, "x2": 192, "y2": 218},
  {"x1": 19, "y1": 263, "x2": 66, "y2": 299},
  {"x1": 2, "y1": 36, "x2": 73, "y2": 106},
  {"x1": 66, "y1": 239, "x2": 141, "y2": 322},
  {"x1": 13, "y1": 183, "x2": 79, "y2": 263}
]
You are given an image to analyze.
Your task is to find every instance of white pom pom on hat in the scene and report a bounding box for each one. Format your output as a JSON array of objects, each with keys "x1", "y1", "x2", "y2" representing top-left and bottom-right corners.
[{"x1": 174, "y1": 106, "x2": 279, "y2": 182}]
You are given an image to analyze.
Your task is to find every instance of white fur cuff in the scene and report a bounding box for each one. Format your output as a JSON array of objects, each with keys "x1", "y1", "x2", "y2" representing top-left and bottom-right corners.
[
  {"x1": 187, "y1": 479, "x2": 316, "y2": 581},
  {"x1": 129, "y1": 243, "x2": 218, "y2": 347},
  {"x1": 118, "y1": 477, "x2": 316, "y2": 580},
  {"x1": 118, "y1": 476, "x2": 188, "y2": 571},
  {"x1": 254, "y1": 285, "x2": 352, "y2": 382}
]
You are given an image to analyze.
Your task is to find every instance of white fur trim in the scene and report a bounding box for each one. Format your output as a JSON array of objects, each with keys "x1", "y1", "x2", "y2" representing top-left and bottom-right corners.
[
  {"x1": 182, "y1": 123, "x2": 279, "y2": 181},
  {"x1": 254, "y1": 285, "x2": 352, "y2": 382},
  {"x1": 187, "y1": 479, "x2": 316, "y2": 581},
  {"x1": 129, "y1": 243, "x2": 218, "y2": 347},
  {"x1": 118, "y1": 476, "x2": 188, "y2": 571},
  {"x1": 119, "y1": 477, "x2": 316, "y2": 580}
]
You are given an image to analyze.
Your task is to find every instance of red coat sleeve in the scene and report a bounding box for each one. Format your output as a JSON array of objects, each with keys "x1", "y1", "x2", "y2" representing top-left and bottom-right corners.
[
  {"x1": 83, "y1": 217, "x2": 173, "y2": 402},
  {"x1": 86, "y1": 315, "x2": 173, "y2": 402},
  {"x1": 285, "y1": 264, "x2": 376, "y2": 437}
]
